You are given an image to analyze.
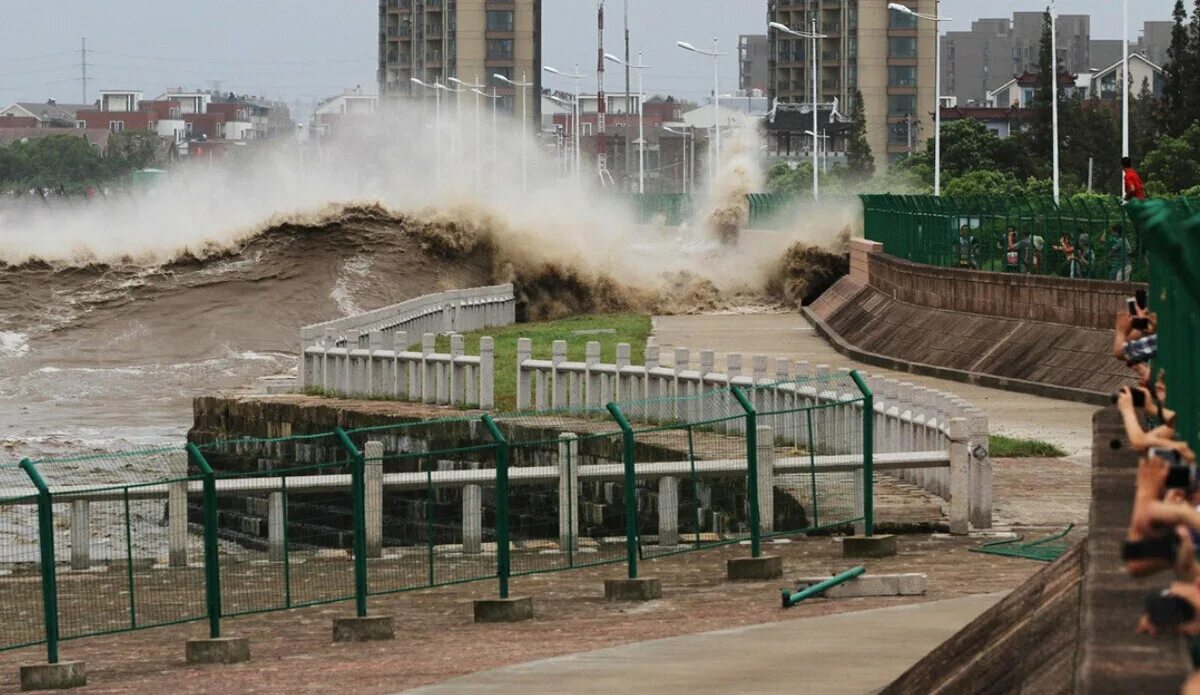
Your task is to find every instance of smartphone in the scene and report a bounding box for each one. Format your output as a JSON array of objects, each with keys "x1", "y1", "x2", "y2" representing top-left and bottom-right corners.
[
  {"x1": 1153, "y1": 447, "x2": 1184, "y2": 466},
  {"x1": 1166, "y1": 464, "x2": 1193, "y2": 489},
  {"x1": 1136, "y1": 289, "x2": 1148, "y2": 310},
  {"x1": 1132, "y1": 388, "x2": 1147, "y2": 408},
  {"x1": 1132, "y1": 317, "x2": 1151, "y2": 331},
  {"x1": 1127, "y1": 297, "x2": 1139, "y2": 315}
]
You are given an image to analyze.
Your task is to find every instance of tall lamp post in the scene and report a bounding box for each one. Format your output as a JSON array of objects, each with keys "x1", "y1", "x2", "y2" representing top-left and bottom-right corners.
[
  {"x1": 663, "y1": 126, "x2": 693, "y2": 194},
  {"x1": 549, "y1": 96, "x2": 576, "y2": 176},
  {"x1": 449, "y1": 76, "x2": 485, "y2": 187},
  {"x1": 677, "y1": 39, "x2": 726, "y2": 191},
  {"x1": 472, "y1": 87, "x2": 502, "y2": 185},
  {"x1": 1050, "y1": 0, "x2": 1060, "y2": 203},
  {"x1": 410, "y1": 77, "x2": 443, "y2": 184},
  {"x1": 770, "y1": 21, "x2": 827, "y2": 202},
  {"x1": 493, "y1": 71, "x2": 534, "y2": 192},
  {"x1": 435, "y1": 81, "x2": 464, "y2": 177},
  {"x1": 604, "y1": 51, "x2": 648, "y2": 193},
  {"x1": 543, "y1": 65, "x2": 585, "y2": 186},
  {"x1": 1122, "y1": 0, "x2": 1129, "y2": 160},
  {"x1": 888, "y1": 3, "x2": 951, "y2": 197}
]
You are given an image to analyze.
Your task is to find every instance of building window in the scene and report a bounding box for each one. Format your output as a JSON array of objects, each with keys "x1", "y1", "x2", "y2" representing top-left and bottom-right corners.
[
  {"x1": 888, "y1": 37, "x2": 917, "y2": 59},
  {"x1": 888, "y1": 66, "x2": 917, "y2": 87},
  {"x1": 486, "y1": 10, "x2": 514, "y2": 32},
  {"x1": 889, "y1": 8, "x2": 918, "y2": 29},
  {"x1": 75, "y1": 120, "x2": 86, "y2": 129},
  {"x1": 888, "y1": 95, "x2": 917, "y2": 115},
  {"x1": 108, "y1": 120, "x2": 124, "y2": 133},
  {"x1": 486, "y1": 39, "x2": 514, "y2": 60},
  {"x1": 583, "y1": 122, "x2": 593, "y2": 136},
  {"x1": 887, "y1": 121, "x2": 913, "y2": 145}
]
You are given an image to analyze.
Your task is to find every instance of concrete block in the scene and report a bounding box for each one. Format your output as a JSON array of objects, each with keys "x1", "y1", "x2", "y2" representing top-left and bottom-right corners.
[
  {"x1": 604, "y1": 577, "x2": 662, "y2": 601},
  {"x1": 842, "y1": 535, "x2": 898, "y2": 558},
  {"x1": 897, "y1": 573, "x2": 928, "y2": 595},
  {"x1": 19, "y1": 662, "x2": 86, "y2": 691},
  {"x1": 726, "y1": 555, "x2": 784, "y2": 581},
  {"x1": 474, "y1": 597, "x2": 534, "y2": 623},
  {"x1": 792, "y1": 573, "x2": 927, "y2": 599},
  {"x1": 332, "y1": 615, "x2": 395, "y2": 642},
  {"x1": 185, "y1": 637, "x2": 251, "y2": 664}
]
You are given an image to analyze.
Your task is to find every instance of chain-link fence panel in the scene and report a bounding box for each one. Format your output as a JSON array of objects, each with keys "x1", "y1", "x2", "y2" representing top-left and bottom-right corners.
[
  {"x1": 491, "y1": 409, "x2": 630, "y2": 576},
  {"x1": 750, "y1": 371, "x2": 868, "y2": 537},
  {"x1": 0, "y1": 464, "x2": 44, "y2": 652},
  {"x1": 193, "y1": 433, "x2": 357, "y2": 616},
  {"x1": 26, "y1": 447, "x2": 207, "y2": 642},
  {"x1": 344, "y1": 419, "x2": 501, "y2": 594}
]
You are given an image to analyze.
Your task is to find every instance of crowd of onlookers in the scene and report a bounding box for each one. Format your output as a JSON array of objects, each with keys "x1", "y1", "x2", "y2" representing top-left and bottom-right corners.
[
  {"x1": 953, "y1": 222, "x2": 1135, "y2": 280},
  {"x1": 1112, "y1": 288, "x2": 1200, "y2": 692}
]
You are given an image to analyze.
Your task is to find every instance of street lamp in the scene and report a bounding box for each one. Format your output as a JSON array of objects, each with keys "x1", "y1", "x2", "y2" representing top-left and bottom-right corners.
[
  {"x1": 548, "y1": 95, "x2": 578, "y2": 178},
  {"x1": 663, "y1": 126, "x2": 694, "y2": 194},
  {"x1": 605, "y1": 52, "x2": 649, "y2": 193},
  {"x1": 888, "y1": 3, "x2": 952, "y2": 197},
  {"x1": 410, "y1": 77, "x2": 443, "y2": 183},
  {"x1": 450, "y1": 76, "x2": 486, "y2": 187},
  {"x1": 770, "y1": 21, "x2": 827, "y2": 202},
  {"x1": 805, "y1": 129, "x2": 831, "y2": 175},
  {"x1": 434, "y1": 81, "x2": 464, "y2": 175},
  {"x1": 1122, "y1": 0, "x2": 1129, "y2": 160},
  {"x1": 472, "y1": 87, "x2": 503, "y2": 185},
  {"x1": 543, "y1": 65, "x2": 585, "y2": 185},
  {"x1": 493, "y1": 72, "x2": 534, "y2": 192},
  {"x1": 677, "y1": 39, "x2": 726, "y2": 191}
]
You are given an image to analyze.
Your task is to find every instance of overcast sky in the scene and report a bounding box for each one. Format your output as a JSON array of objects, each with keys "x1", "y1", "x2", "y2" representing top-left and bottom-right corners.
[{"x1": 0, "y1": 0, "x2": 1178, "y2": 115}]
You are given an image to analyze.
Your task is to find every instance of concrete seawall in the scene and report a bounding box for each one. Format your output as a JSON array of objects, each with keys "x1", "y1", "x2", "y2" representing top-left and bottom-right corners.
[{"x1": 807, "y1": 241, "x2": 1137, "y2": 404}]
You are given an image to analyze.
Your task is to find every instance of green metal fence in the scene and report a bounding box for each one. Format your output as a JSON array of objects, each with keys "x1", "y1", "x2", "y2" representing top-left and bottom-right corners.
[
  {"x1": 0, "y1": 374, "x2": 873, "y2": 663},
  {"x1": 1127, "y1": 199, "x2": 1200, "y2": 455},
  {"x1": 860, "y1": 194, "x2": 1149, "y2": 282},
  {"x1": 629, "y1": 193, "x2": 797, "y2": 230}
]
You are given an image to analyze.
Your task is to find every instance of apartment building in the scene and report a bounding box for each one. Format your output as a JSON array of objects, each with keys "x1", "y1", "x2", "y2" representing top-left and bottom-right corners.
[
  {"x1": 767, "y1": 1, "x2": 937, "y2": 166},
  {"x1": 378, "y1": 0, "x2": 541, "y2": 126},
  {"x1": 739, "y1": 34, "x2": 770, "y2": 93}
]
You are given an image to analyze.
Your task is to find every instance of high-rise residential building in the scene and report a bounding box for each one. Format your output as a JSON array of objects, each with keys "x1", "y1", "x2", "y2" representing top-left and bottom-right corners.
[
  {"x1": 739, "y1": 35, "x2": 770, "y2": 93},
  {"x1": 1012, "y1": 12, "x2": 1090, "y2": 77},
  {"x1": 378, "y1": 0, "x2": 541, "y2": 125},
  {"x1": 942, "y1": 18, "x2": 1014, "y2": 106},
  {"x1": 767, "y1": 1, "x2": 937, "y2": 166},
  {"x1": 1137, "y1": 21, "x2": 1173, "y2": 66}
]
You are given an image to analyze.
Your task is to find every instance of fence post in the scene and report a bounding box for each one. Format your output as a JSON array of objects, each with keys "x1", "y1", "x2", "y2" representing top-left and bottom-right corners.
[
  {"x1": 479, "y1": 336, "x2": 495, "y2": 410},
  {"x1": 516, "y1": 338, "x2": 532, "y2": 411},
  {"x1": 967, "y1": 410, "x2": 993, "y2": 529},
  {"x1": 557, "y1": 433, "x2": 579, "y2": 553},
  {"x1": 948, "y1": 418, "x2": 970, "y2": 535},
  {"x1": 849, "y1": 372, "x2": 874, "y2": 537},
  {"x1": 480, "y1": 415, "x2": 511, "y2": 598},
  {"x1": 187, "y1": 444, "x2": 222, "y2": 639},
  {"x1": 19, "y1": 459, "x2": 60, "y2": 664},
  {"x1": 605, "y1": 403, "x2": 639, "y2": 579},
  {"x1": 364, "y1": 441, "x2": 384, "y2": 558},
  {"x1": 730, "y1": 388, "x2": 761, "y2": 558},
  {"x1": 334, "y1": 428, "x2": 369, "y2": 617}
]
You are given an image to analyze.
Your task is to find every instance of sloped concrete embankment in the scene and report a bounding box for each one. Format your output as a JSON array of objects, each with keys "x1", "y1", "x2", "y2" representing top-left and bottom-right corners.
[
  {"x1": 881, "y1": 408, "x2": 1190, "y2": 694},
  {"x1": 804, "y1": 242, "x2": 1136, "y2": 405}
]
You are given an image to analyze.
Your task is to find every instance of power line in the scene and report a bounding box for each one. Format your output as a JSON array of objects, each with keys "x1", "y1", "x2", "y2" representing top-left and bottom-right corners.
[{"x1": 89, "y1": 49, "x2": 374, "y2": 66}]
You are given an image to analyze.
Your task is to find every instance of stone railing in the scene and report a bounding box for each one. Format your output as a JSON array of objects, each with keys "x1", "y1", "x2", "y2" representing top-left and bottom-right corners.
[
  {"x1": 300, "y1": 332, "x2": 494, "y2": 409},
  {"x1": 298, "y1": 283, "x2": 516, "y2": 349},
  {"x1": 516, "y1": 338, "x2": 992, "y2": 531}
]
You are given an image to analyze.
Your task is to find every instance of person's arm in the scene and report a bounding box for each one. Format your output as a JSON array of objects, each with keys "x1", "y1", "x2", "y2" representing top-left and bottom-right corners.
[
  {"x1": 1118, "y1": 388, "x2": 1153, "y2": 450},
  {"x1": 1114, "y1": 311, "x2": 1133, "y2": 359}
]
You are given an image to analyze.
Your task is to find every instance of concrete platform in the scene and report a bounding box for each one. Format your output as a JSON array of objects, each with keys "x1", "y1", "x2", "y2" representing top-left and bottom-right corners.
[
  {"x1": 186, "y1": 637, "x2": 250, "y2": 664},
  {"x1": 333, "y1": 616, "x2": 395, "y2": 642},
  {"x1": 604, "y1": 578, "x2": 662, "y2": 601},
  {"x1": 403, "y1": 593, "x2": 1005, "y2": 695},
  {"x1": 842, "y1": 535, "x2": 897, "y2": 558},
  {"x1": 726, "y1": 556, "x2": 783, "y2": 580},
  {"x1": 474, "y1": 597, "x2": 534, "y2": 623}
]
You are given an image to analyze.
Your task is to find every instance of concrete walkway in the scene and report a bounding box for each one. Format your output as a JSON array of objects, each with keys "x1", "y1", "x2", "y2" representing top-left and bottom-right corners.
[
  {"x1": 653, "y1": 313, "x2": 1098, "y2": 465},
  {"x1": 404, "y1": 593, "x2": 1005, "y2": 695}
]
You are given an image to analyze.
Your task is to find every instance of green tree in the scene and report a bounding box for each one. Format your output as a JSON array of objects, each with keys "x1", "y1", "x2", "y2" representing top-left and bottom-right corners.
[
  {"x1": 1163, "y1": 0, "x2": 1192, "y2": 135},
  {"x1": 941, "y1": 170, "x2": 1022, "y2": 197},
  {"x1": 107, "y1": 130, "x2": 160, "y2": 170},
  {"x1": 1130, "y1": 77, "x2": 1159, "y2": 164},
  {"x1": 1142, "y1": 122, "x2": 1200, "y2": 192},
  {"x1": 0, "y1": 135, "x2": 113, "y2": 191},
  {"x1": 1022, "y1": 8, "x2": 1057, "y2": 172},
  {"x1": 845, "y1": 90, "x2": 875, "y2": 181}
]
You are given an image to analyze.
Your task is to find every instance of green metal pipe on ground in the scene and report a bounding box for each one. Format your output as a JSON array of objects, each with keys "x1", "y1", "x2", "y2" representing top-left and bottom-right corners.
[{"x1": 780, "y1": 566, "x2": 866, "y2": 608}]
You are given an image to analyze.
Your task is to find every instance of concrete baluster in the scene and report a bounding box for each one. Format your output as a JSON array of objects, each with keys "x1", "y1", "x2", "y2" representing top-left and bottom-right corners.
[
  {"x1": 658, "y1": 477, "x2": 679, "y2": 546},
  {"x1": 268, "y1": 491, "x2": 286, "y2": 562},
  {"x1": 967, "y1": 409, "x2": 992, "y2": 530},
  {"x1": 585, "y1": 341, "x2": 602, "y2": 409},
  {"x1": 674, "y1": 347, "x2": 690, "y2": 420},
  {"x1": 71, "y1": 500, "x2": 91, "y2": 570},
  {"x1": 551, "y1": 340, "x2": 568, "y2": 410},
  {"x1": 421, "y1": 333, "x2": 437, "y2": 404},
  {"x1": 558, "y1": 434, "x2": 580, "y2": 552},
  {"x1": 463, "y1": 471, "x2": 483, "y2": 555},
  {"x1": 948, "y1": 418, "x2": 970, "y2": 535},
  {"x1": 364, "y1": 441, "x2": 383, "y2": 557},
  {"x1": 756, "y1": 425, "x2": 775, "y2": 533},
  {"x1": 479, "y1": 337, "x2": 495, "y2": 410},
  {"x1": 449, "y1": 334, "x2": 465, "y2": 406},
  {"x1": 645, "y1": 339, "x2": 661, "y2": 420},
  {"x1": 615, "y1": 343, "x2": 631, "y2": 403},
  {"x1": 516, "y1": 338, "x2": 532, "y2": 411}
]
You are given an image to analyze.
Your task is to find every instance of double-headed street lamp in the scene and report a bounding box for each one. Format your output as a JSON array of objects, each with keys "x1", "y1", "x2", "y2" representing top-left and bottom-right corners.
[
  {"x1": 410, "y1": 77, "x2": 443, "y2": 183},
  {"x1": 471, "y1": 87, "x2": 503, "y2": 185},
  {"x1": 604, "y1": 51, "x2": 648, "y2": 193},
  {"x1": 493, "y1": 72, "x2": 534, "y2": 192},
  {"x1": 677, "y1": 39, "x2": 726, "y2": 191},
  {"x1": 449, "y1": 76, "x2": 485, "y2": 186},
  {"x1": 543, "y1": 65, "x2": 585, "y2": 186},
  {"x1": 888, "y1": 3, "x2": 951, "y2": 197},
  {"x1": 770, "y1": 21, "x2": 827, "y2": 202},
  {"x1": 663, "y1": 125, "x2": 694, "y2": 194}
]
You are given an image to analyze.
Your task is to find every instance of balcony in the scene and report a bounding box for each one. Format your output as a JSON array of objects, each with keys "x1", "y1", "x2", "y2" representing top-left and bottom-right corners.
[
  {"x1": 822, "y1": 79, "x2": 841, "y2": 91},
  {"x1": 821, "y1": 50, "x2": 840, "y2": 62}
]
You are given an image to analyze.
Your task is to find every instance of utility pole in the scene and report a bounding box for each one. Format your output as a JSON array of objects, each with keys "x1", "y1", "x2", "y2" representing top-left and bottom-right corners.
[
  {"x1": 624, "y1": 0, "x2": 631, "y2": 190},
  {"x1": 80, "y1": 37, "x2": 89, "y2": 105},
  {"x1": 597, "y1": 0, "x2": 608, "y2": 182}
]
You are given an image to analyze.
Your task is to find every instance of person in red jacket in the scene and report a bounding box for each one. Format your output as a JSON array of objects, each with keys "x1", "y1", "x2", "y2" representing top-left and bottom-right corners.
[{"x1": 1124, "y1": 157, "x2": 1146, "y2": 201}]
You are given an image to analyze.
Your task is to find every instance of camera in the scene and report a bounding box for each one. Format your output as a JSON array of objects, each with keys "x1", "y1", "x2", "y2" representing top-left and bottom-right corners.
[
  {"x1": 1127, "y1": 297, "x2": 1139, "y2": 315},
  {"x1": 1111, "y1": 387, "x2": 1147, "y2": 407},
  {"x1": 1132, "y1": 317, "x2": 1151, "y2": 331},
  {"x1": 1154, "y1": 448, "x2": 1192, "y2": 489}
]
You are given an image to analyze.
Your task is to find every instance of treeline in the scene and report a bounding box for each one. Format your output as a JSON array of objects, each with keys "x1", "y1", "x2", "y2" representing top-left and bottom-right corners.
[{"x1": 0, "y1": 131, "x2": 161, "y2": 193}]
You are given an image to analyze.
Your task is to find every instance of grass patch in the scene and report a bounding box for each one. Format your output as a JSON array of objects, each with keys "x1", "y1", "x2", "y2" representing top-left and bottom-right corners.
[
  {"x1": 988, "y1": 435, "x2": 1068, "y2": 458},
  {"x1": 434, "y1": 313, "x2": 653, "y2": 411}
]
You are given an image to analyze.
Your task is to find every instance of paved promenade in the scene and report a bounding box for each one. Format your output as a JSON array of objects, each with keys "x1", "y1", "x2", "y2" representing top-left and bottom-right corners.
[{"x1": 405, "y1": 593, "x2": 1005, "y2": 695}]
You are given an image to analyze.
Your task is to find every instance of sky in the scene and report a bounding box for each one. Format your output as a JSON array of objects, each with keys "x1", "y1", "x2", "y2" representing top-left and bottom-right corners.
[{"x1": 0, "y1": 0, "x2": 1179, "y2": 117}]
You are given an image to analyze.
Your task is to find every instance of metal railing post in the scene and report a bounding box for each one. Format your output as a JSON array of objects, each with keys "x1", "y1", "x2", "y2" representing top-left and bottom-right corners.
[
  {"x1": 849, "y1": 371, "x2": 874, "y2": 536},
  {"x1": 334, "y1": 428, "x2": 369, "y2": 617},
  {"x1": 605, "y1": 402, "x2": 639, "y2": 579},
  {"x1": 19, "y1": 459, "x2": 59, "y2": 664},
  {"x1": 187, "y1": 443, "x2": 222, "y2": 638},
  {"x1": 730, "y1": 387, "x2": 761, "y2": 558},
  {"x1": 480, "y1": 415, "x2": 511, "y2": 598}
]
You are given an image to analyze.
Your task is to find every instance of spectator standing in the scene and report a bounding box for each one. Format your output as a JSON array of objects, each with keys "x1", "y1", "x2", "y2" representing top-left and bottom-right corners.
[
  {"x1": 955, "y1": 225, "x2": 978, "y2": 269},
  {"x1": 1004, "y1": 226, "x2": 1021, "y2": 273},
  {"x1": 1123, "y1": 157, "x2": 1146, "y2": 202},
  {"x1": 1106, "y1": 225, "x2": 1133, "y2": 281}
]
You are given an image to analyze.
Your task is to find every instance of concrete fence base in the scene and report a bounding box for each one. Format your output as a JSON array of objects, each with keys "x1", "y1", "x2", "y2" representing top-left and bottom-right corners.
[
  {"x1": 474, "y1": 597, "x2": 534, "y2": 623},
  {"x1": 332, "y1": 616, "x2": 395, "y2": 642},
  {"x1": 19, "y1": 662, "x2": 86, "y2": 691},
  {"x1": 185, "y1": 637, "x2": 251, "y2": 665}
]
